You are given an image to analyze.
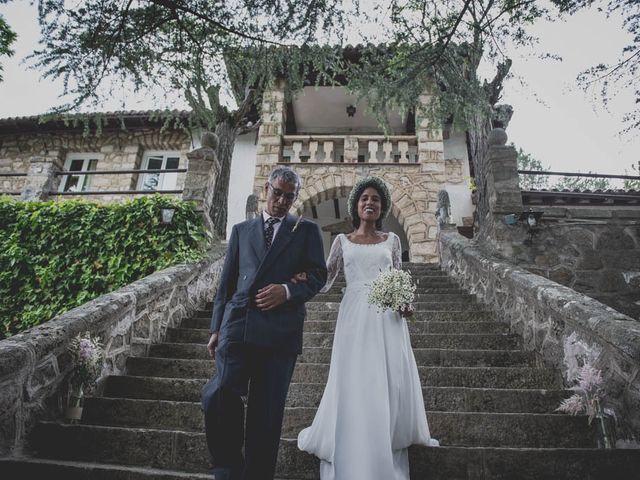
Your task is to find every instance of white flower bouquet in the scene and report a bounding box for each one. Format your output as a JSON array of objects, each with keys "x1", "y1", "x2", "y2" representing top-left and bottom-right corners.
[{"x1": 367, "y1": 269, "x2": 416, "y2": 318}]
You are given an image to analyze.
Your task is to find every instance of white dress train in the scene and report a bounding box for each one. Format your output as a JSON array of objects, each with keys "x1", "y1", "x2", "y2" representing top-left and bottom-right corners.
[{"x1": 297, "y1": 232, "x2": 438, "y2": 480}]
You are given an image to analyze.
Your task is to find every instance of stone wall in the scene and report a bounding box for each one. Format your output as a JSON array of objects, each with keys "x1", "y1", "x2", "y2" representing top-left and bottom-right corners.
[
  {"x1": 0, "y1": 128, "x2": 191, "y2": 202},
  {"x1": 478, "y1": 128, "x2": 640, "y2": 320},
  {"x1": 439, "y1": 228, "x2": 640, "y2": 441},
  {"x1": 0, "y1": 246, "x2": 225, "y2": 456},
  {"x1": 505, "y1": 207, "x2": 640, "y2": 320}
]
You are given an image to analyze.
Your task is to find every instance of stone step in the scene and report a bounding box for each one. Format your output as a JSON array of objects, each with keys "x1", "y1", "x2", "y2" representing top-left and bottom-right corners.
[
  {"x1": 147, "y1": 343, "x2": 535, "y2": 366},
  {"x1": 315, "y1": 293, "x2": 476, "y2": 303},
  {"x1": 167, "y1": 320, "x2": 510, "y2": 344},
  {"x1": 287, "y1": 384, "x2": 569, "y2": 413},
  {"x1": 164, "y1": 329, "x2": 520, "y2": 350},
  {"x1": 193, "y1": 301, "x2": 491, "y2": 318},
  {"x1": 105, "y1": 367, "x2": 558, "y2": 402},
  {"x1": 282, "y1": 408, "x2": 596, "y2": 448},
  {"x1": 184, "y1": 309, "x2": 497, "y2": 329},
  {"x1": 305, "y1": 302, "x2": 490, "y2": 312},
  {"x1": 405, "y1": 445, "x2": 640, "y2": 480},
  {"x1": 302, "y1": 332, "x2": 522, "y2": 350},
  {"x1": 303, "y1": 310, "x2": 496, "y2": 322},
  {"x1": 134, "y1": 348, "x2": 535, "y2": 377},
  {"x1": 82, "y1": 385, "x2": 572, "y2": 433},
  {"x1": 0, "y1": 458, "x2": 213, "y2": 479},
  {"x1": 21, "y1": 424, "x2": 637, "y2": 479},
  {"x1": 276, "y1": 441, "x2": 640, "y2": 480},
  {"x1": 30, "y1": 412, "x2": 597, "y2": 475}
]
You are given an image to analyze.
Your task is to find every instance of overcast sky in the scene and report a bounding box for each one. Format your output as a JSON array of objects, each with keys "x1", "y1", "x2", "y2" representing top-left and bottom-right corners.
[{"x1": 1, "y1": 2, "x2": 638, "y2": 178}]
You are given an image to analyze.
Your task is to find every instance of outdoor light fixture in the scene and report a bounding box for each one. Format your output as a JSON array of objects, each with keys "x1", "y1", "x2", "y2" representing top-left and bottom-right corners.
[
  {"x1": 160, "y1": 207, "x2": 176, "y2": 225},
  {"x1": 518, "y1": 208, "x2": 544, "y2": 245},
  {"x1": 346, "y1": 105, "x2": 356, "y2": 117}
]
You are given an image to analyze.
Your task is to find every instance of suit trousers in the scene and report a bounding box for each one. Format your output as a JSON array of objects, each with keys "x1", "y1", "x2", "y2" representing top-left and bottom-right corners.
[{"x1": 202, "y1": 341, "x2": 297, "y2": 480}]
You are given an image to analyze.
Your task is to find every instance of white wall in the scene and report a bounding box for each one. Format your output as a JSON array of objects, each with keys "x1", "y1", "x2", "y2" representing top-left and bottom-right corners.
[
  {"x1": 226, "y1": 132, "x2": 258, "y2": 238},
  {"x1": 444, "y1": 130, "x2": 475, "y2": 226}
]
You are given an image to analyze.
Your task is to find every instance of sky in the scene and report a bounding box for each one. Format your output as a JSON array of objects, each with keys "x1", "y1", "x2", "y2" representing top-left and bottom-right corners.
[{"x1": 0, "y1": 1, "x2": 638, "y2": 179}]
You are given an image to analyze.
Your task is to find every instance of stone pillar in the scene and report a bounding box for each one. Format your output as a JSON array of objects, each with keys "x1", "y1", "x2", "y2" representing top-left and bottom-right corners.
[
  {"x1": 254, "y1": 81, "x2": 287, "y2": 208},
  {"x1": 480, "y1": 128, "x2": 524, "y2": 256},
  {"x1": 412, "y1": 91, "x2": 446, "y2": 263},
  {"x1": 20, "y1": 150, "x2": 65, "y2": 201},
  {"x1": 184, "y1": 132, "x2": 220, "y2": 238},
  {"x1": 343, "y1": 136, "x2": 359, "y2": 163}
]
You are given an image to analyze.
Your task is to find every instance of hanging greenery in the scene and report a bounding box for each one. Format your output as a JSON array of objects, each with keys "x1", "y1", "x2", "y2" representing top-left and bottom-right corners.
[{"x1": 0, "y1": 195, "x2": 207, "y2": 339}]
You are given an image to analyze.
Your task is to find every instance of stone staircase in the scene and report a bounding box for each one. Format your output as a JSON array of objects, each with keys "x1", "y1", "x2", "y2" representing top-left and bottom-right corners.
[{"x1": 3, "y1": 263, "x2": 640, "y2": 479}]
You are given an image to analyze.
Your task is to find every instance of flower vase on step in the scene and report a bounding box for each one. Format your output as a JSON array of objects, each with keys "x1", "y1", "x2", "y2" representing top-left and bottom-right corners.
[{"x1": 65, "y1": 384, "x2": 84, "y2": 423}]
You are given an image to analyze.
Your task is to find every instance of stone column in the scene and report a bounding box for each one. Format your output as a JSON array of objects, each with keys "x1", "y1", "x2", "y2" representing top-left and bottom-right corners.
[
  {"x1": 343, "y1": 136, "x2": 359, "y2": 163},
  {"x1": 480, "y1": 128, "x2": 524, "y2": 256},
  {"x1": 411, "y1": 91, "x2": 446, "y2": 263},
  {"x1": 20, "y1": 150, "x2": 65, "y2": 201},
  {"x1": 184, "y1": 132, "x2": 220, "y2": 238},
  {"x1": 254, "y1": 81, "x2": 286, "y2": 207}
]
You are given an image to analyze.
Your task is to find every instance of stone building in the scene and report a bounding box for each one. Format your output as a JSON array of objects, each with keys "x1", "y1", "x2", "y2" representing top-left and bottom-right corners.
[{"x1": 1, "y1": 92, "x2": 476, "y2": 264}]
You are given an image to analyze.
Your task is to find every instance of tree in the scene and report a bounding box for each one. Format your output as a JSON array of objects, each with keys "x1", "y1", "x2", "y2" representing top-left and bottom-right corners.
[
  {"x1": 551, "y1": 0, "x2": 640, "y2": 133},
  {"x1": 31, "y1": 0, "x2": 349, "y2": 238},
  {"x1": 0, "y1": 8, "x2": 17, "y2": 82},
  {"x1": 515, "y1": 145, "x2": 551, "y2": 190}
]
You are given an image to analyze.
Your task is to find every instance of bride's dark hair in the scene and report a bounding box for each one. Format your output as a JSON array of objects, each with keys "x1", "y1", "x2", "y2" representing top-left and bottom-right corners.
[{"x1": 348, "y1": 177, "x2": 391, "y2": 230}]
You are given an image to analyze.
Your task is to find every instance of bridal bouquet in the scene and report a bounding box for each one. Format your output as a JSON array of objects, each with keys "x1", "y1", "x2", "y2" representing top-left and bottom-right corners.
[{"x1": 368, "y1": 269, "x2": 416, "y2": 318}]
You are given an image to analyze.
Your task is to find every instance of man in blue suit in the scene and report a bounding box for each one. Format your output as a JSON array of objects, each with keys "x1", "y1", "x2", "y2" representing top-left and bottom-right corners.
[{"x1": 202, "y1": 166, "x2": 327, "y2": 480}]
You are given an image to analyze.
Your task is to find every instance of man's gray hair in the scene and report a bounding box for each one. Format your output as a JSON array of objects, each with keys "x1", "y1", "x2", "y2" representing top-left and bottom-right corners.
[{"x1": 269, "y1": 166, "x2": 302, "y2": 192}]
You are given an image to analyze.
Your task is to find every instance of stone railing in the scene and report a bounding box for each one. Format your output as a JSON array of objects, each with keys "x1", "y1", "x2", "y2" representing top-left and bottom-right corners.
[
  {"x1": 281, "y1": 135, "x2": 418, "y2": 164},
  {"x1": 438, "y1": 227, "x2": 640, "y2": 442},
  {"x1": 0, "y1": 246, "x2": 226, "y2": 456}
]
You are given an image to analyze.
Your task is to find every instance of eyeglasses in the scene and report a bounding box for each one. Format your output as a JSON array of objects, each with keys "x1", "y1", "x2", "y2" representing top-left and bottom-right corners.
[{"x1": 268, "y1": 182, "x2": 297, "y2": 202}]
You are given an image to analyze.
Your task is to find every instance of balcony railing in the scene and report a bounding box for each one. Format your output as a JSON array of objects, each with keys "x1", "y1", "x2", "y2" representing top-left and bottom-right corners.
[{"x1": 281, "y1": 135, "x2": 419, "y2": 164}]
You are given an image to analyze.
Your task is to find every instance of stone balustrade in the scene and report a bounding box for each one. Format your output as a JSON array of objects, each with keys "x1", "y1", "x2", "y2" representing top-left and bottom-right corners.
[
  {"x1": 0, "y1": 246, "x2": 226, "y2": 456},
  {"x1": 439, "y1": 227, "x2": 640, "y2": 442},
  {"x1": 281, "y1": 135, "x2": 418, "y2": 164}
]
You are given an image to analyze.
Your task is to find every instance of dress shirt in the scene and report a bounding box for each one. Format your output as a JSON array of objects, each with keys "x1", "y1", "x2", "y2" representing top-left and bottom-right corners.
[{"x1": 262, "y1": 211, "x2": 291, "y2": 301}]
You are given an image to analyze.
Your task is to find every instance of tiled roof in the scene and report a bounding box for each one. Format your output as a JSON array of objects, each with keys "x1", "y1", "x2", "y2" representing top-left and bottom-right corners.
[
  {"x1": 0, "y1": 109, "x2": 193, "y2": 134},
  {"x1": 522, "y1": 188, "x2": 640, "y2": 205}
]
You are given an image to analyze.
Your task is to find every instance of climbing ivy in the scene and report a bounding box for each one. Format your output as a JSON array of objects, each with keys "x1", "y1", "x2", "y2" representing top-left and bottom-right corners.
[{"x1": 0, "y1": 195, "x2": 207, "y2": 339}]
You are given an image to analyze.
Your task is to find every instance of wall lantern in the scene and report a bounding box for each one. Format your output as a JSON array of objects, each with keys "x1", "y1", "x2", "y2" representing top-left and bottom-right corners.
[
  {"x1": 160, "y1": 207, "x2": 176, "y2": 225},
  {"x1": 346, "y1": 105, "x2": 356, "y2": 117},
  {"x1": 519, "y1": 208, "x2": 543, "y2": 245}
]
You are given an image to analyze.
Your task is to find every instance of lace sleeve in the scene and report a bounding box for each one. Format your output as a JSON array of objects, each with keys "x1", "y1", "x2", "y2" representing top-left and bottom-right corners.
[
  {"x1": 391, "y1": 232, "x2": 402, "y2": 270},
  {"x1": 319, "y1": 235, "x2": 344, "y2": 293}
]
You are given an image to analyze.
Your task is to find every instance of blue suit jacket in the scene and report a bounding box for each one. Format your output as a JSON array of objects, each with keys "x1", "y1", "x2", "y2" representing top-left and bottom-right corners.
[{"x1": 210, "y1": 214, "x2": 327, "y2": 354}]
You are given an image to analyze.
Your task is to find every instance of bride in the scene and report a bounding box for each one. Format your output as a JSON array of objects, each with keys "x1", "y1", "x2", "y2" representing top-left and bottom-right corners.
[{"x1": 297, "y1": 176, "x2": 438, "y2": 480}]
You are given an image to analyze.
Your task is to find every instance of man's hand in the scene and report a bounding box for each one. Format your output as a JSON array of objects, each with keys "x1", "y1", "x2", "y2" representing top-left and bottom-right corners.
[
  {"x1": 290, "y1": 272, "x2": 307, "y2": 284},
  {"x1": 207, "y1": 332, "x2": 219, "y2": 359},
  {"x1": 255, "y1": 284, "x2": 287, "y2": 311}
]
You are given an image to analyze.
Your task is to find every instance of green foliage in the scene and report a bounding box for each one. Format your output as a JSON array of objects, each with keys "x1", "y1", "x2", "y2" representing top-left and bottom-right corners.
[
  {"x1": 515, "y1": 145, "x2": 551, "y2": 190},
  {"x1": 554, "y1": 175, "x2": 612, "y2": 191},
  {"x1": 0, "y1": 195, "x2": 207, "y2": 339},
  {"x1": 0, "y1": 13, "x2": 17, "y2": 82}
]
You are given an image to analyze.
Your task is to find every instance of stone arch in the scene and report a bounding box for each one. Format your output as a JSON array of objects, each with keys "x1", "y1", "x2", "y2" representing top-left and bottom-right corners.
[{"x1": 286, "y1": 168, "x2": 438, "y2": 263}]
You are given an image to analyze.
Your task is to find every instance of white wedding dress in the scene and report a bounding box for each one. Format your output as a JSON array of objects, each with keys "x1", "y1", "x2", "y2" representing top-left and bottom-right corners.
[{"x1": 297, "y1": 232, "x2": 438, "y2": 480}]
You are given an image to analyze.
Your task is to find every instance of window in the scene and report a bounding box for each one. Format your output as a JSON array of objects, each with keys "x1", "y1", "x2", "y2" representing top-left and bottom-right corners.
[
  {"x1": 60, "y1": 154, "x2": 99, "y2": 192},
  {"x1": 138, "y1": 152, "x2": 181, "y2": 191}
]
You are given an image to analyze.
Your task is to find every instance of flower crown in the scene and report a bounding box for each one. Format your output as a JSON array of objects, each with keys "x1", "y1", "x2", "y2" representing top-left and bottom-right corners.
[{"x1": 347, "y1": 176, "x2": 392, "y2": 220}]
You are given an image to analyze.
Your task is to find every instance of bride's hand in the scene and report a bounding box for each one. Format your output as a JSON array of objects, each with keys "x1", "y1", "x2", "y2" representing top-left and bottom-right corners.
[
  {"x1": 290, "y1": 272, "x2": 307, "y2": 284},
  {"x1": 399, "y1": 303, "x2": 414, "y2": 318}
]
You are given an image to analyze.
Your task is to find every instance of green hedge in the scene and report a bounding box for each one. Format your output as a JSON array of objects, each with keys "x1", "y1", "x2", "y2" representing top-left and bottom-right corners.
[{"x1": 0, "y1": 195, "x2": 208, "y2": 339}]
